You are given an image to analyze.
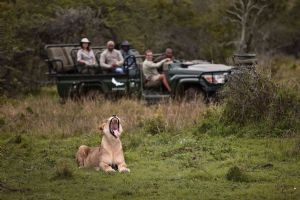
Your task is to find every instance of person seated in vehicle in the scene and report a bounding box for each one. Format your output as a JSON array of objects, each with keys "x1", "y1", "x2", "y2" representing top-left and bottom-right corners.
[
  {"x1": 77, "y1": 38, "x2": 97, "y2": 73},
  {"x1": 120, "y1": 40, "x2": 136, "y2": 69},
  {"x1": 154, "y1": 48, "x2": 174, "y2": 71},
  {"x1": 100, "y1": 40, "x2": 124, "y2": 74},
  {"x1": 142, "y1": 50, "x2": 172, "y2": 93},
  {"x1": 154, "y1": 48, "x2": 174, "y2": 62},
  {"x1": 120, "y1": 40, "x2": 135, "y2": 58}
]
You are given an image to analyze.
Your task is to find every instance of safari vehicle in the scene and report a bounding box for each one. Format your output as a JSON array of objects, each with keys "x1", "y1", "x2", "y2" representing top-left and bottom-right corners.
[{"x1": 45, "y1": 43, "x2": 234, "y2": 102}]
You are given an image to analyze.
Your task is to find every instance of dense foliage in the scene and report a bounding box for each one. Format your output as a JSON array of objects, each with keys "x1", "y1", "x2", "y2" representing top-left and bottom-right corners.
[
  {"x1": 194, "y1": 68, "x2": 300, "y2": 137},
  {"x1": 0, "y1": 0, "x2": 300, "y2": 95}
]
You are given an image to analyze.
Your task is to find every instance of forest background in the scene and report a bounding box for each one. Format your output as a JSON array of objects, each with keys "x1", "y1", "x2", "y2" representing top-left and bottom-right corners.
[{"x1": 0, "y1": 0, "x2": 299, "y2": 96}]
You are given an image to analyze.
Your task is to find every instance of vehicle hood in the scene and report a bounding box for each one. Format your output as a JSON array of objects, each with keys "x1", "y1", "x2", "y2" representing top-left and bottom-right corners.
[{"x1": 187, "y1": 64, "x2": 232, "y2": 72}]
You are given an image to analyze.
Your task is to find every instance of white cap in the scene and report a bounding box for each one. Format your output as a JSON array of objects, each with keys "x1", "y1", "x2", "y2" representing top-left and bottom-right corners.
[{"x1": 81, "y1": 38, "x2": 90, "y2": 43}]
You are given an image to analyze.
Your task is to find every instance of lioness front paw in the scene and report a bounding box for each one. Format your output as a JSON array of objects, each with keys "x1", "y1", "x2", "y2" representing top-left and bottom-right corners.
[
  {"x1": 106, "y1": 168, "x2": 116, "y2": 173},
  {"x1": 119, "y1": 168, "x2": 130, "y2": 173}
]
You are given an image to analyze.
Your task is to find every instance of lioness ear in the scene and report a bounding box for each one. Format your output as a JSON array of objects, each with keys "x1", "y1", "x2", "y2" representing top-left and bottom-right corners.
[{"x1": 99, "y1": 123, "x2": 106, "y2": 131}]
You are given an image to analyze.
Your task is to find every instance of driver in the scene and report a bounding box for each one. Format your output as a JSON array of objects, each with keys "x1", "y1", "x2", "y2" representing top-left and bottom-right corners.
[
  {"x1": 120, "y1": 40, "x2": 136, "y2": 69},
  {"x1": 154, "y1": 48, "x2": 174, "y2": 71},
  {"x1": 120, "y1": 40, "x2": 134, "y2": 58},
  {"x1": 154, "y1": 48, "x2": 174, "y2": 62},
  {"x1": 142, "y1": 50, "x2": 172, "y2": 93}
]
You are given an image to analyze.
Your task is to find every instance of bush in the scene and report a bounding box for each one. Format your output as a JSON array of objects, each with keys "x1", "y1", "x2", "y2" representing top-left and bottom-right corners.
[
  {"x1": 221, "y1": 68, "x2": 300, "y2": 136},
  {"x1": 222, "y1": 69, "x2": 275, "y2": 124},
  {"x1": 226, "y1": 166, "x2": 248, "y2": 182},
  {"x1": 142, "y1": 114, "x2": 166, "y2": 135},
  {"x1": 193, "y1": 68, "x2": 299, "y2": 137},
  {"x1": 55, "y1": 160, "x2": 73, "y2": 179}
]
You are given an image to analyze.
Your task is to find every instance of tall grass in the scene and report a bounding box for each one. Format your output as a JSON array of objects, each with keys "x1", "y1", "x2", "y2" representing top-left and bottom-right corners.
[
  {"x1": 1, "y1": 58, "x2": 299, "y2": 138},
  {"x1": 0, "y1": 95, "x2": 206, "y2": 136}
]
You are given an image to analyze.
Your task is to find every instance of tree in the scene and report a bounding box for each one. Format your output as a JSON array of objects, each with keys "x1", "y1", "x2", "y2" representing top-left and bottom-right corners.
[{"x1": 226, "y1": 0, "x2": 269, "y2": 53}]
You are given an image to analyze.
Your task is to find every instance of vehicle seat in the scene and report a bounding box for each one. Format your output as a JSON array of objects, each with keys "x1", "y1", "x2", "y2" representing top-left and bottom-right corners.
[
  {"x1": 47, "y1": 47, "x2": 75, "y2": 72},
  {"x1": 70, "y1": 48, "x2": 80, "y2": 66},
  {"x1": 94, "y1": 51, "x2": 102, "y2": 67}
]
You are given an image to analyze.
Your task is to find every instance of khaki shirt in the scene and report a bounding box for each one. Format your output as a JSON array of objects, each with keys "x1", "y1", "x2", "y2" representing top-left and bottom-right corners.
[
  {"x1": 100, "y1": 49, "x2": 124, "y2": 68},
  {"x1": 142, "y1": 59, "x2": 168, "y2": 79},
  {"x1": 77, "y1": 49, "x2": 96, "y2": 65}
]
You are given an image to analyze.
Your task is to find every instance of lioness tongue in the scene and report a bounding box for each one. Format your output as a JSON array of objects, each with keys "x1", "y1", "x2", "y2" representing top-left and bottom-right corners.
[{"x1": 113, "y1": 130, "x2": 119, "y2": 137}]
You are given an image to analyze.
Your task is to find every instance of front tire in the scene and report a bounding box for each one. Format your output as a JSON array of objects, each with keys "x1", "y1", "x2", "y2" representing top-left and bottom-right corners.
[{"x1": 180, "y1": 86, "x2": 206, "y2": 103}]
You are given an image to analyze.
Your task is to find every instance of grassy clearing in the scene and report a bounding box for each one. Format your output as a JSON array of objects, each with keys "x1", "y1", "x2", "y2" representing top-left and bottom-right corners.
[{"x1": 0, "y1": 131, "x2": 299, "y2": 199}]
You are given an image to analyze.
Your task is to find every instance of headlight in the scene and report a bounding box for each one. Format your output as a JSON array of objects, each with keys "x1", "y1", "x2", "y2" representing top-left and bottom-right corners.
[{"x1": 202, "y1": 73, "x2": 228, "y2": 84}]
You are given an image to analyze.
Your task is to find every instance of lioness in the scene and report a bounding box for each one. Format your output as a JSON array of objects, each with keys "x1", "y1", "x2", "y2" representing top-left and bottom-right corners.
[{"x1": 76, "y1": 115, "x2": 130, "y2": 173}]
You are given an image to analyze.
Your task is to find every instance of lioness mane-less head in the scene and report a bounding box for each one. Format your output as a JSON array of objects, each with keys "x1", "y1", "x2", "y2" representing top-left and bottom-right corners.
[{"x1": 99, "y1": 116, "x2": 123, "y2": 139}]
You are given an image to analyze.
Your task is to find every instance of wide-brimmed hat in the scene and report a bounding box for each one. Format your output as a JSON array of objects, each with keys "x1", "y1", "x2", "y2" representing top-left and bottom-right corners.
[
  {"x1": 121, "y1": 40, "x2": 130, "y2": 46},
  {"x1": 80, "y1": 38, "x2": 90, "y2": 43}
]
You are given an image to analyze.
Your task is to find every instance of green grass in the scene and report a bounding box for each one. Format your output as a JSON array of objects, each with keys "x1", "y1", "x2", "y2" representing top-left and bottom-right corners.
[{"x1": 1, "y1": 131, "x2": 299, "y2": 199}]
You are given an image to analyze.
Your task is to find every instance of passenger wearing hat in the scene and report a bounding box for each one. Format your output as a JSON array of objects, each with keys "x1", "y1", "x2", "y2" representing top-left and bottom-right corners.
[
  {"x1": 120, "y1": 40, "x2": 136, "y2": 69},
  {"x1": 120, "y1": 40, "x2": 134, "y2": 58},
  {"x1": 77, "y1": 38, "x2": 96, "y2": 66},
  {"x1": 100, "y1": 40, "x2": 124, "y2": 74}
]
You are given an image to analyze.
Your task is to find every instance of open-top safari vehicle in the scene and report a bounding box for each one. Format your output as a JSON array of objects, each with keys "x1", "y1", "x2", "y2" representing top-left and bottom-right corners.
[{"x1": 45, "y1": 43, "x2": 249, "y2": 102}]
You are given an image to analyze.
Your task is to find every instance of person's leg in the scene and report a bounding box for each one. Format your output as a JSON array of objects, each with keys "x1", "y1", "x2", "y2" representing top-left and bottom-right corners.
[{"x1": 159, "y1": 74, "x2": 171, "y2": 92}]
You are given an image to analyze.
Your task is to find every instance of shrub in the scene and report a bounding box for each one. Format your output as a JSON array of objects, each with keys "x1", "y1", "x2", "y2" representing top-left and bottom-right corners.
[
  {"x1": 226, "y1": 166, "x2": 248, "y2": 182},
  {"x1": 221, "y1": 68, "x2": 300, "y2": 136},
  {"x1": 55, "y1": 160, "x2": 73, "y2": 179},
  {"x1": 143, "y1": 114, "x2": 166, "y2": 135},
  {"x1": 222, "y1": 69, "x2": 276, "y2": 124}
]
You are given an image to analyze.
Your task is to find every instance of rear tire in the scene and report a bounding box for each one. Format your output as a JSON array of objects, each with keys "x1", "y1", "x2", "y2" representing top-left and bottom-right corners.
[{"x1": 85, "y1": 89, "x2": 105, "y2": 101}]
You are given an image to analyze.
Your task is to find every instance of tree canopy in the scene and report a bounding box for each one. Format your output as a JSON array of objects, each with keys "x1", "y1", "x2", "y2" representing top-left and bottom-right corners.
[{"x1": 0, "y1": 0, "x2": 299, "y2": 95}]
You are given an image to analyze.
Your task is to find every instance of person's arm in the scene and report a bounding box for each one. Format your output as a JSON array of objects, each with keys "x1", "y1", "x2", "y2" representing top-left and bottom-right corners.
[
  {"x1": 100, "y1": 51, "x2": 112, "y2": 68},
  {"x1": 153, "y1": 55, "x2": 165, "y2": 63},
  {"x1": 116, "y1": 50, "x2": 124, "y2": 66},
  {"x1": 145, "y1": 59, "x2": 168, "y2": 68}
]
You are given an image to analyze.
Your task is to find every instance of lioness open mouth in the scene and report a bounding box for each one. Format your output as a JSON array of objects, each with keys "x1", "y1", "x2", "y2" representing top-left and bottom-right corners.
[{"x1": 109, "y1": 115, "x2": 120, "y2": 138}]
